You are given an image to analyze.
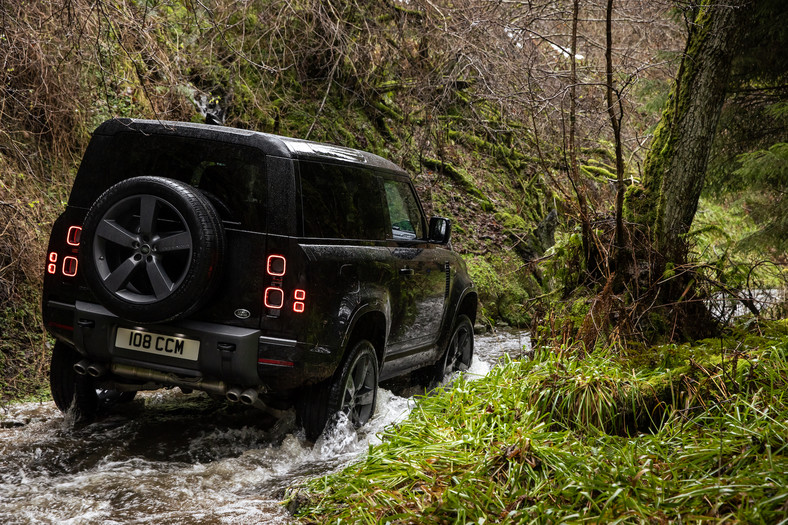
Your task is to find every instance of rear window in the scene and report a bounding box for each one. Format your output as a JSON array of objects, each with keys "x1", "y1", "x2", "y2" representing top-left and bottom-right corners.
[
  {"x1": 70, "y1": 133, "x2": 267, "y2": 231},
  {"x1": 299, "y1": 161, "x2": 388, "y2": 240}
]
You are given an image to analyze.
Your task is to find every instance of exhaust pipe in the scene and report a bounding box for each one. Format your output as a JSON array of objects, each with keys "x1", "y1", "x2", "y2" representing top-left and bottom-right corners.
[
  {"x1": 226, "y1": 387, "x2": 243, "y2": 403},
  {"x1": 87, "y1": 363, "x2": 107, "y2": 378},
  {"x1": 109, "y1": 362, "x2": 228, "y2": 396},
  {"x1": 73, "y1": 360, "x2": 90, "y2": 376},
  {"x1": 239, "y1": 388, "x2": 258, "y2": 406}
]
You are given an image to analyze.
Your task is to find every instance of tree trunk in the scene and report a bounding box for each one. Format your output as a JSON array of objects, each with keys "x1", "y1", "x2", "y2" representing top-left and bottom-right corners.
[
  {"x1": 605, "y1": 0, "x2": 626, "y2": 269},
  {"x1": 629, "y1": 0, "x2": 753, "y2": 265},
  {"x1": 567, "y1": 0, "x2": 594, "y2": 279}
]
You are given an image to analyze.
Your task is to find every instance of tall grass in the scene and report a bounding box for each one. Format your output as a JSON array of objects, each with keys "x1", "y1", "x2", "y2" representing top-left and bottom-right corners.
[{"x1": 291, "y1": 328, "x2": 788, "y2": 523}]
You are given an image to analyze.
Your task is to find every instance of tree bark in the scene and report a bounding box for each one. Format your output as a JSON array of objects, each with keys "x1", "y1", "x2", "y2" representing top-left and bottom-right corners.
[
  {"x1": 630, "y1": 0, "x2": 753, "y2": 264},
  {"x1": 567, "y1": 0, "x2": 595, "y2": 280},
  {"x1": 605, "y1": 0, "x2": 626, "y2": 266}
]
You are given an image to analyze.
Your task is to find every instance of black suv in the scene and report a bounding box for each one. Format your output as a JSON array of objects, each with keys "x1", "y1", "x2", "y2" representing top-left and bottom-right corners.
[{"x1": 43, "y1": 119, "x2": 476, "y2": 438}]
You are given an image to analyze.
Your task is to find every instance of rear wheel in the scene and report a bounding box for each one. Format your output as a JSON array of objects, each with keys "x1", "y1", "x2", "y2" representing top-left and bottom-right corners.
[
  {"x1": 299, "y1": 340, "x2": 379, "y2": 440},
  {"x1": 50, "y1": 342, "x2": 99, "y2": 422},
  {"x1": 49, "y1": 343, "x2": 138, "y2": 422},
  {"x1": 434, "y1": 314, "x2": 474, "y2": 383}
]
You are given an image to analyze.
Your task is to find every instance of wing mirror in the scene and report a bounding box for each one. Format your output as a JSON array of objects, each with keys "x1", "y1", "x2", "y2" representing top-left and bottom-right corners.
[{"x1": 428, "y1": 217, "x2": 451, "y2": 245}]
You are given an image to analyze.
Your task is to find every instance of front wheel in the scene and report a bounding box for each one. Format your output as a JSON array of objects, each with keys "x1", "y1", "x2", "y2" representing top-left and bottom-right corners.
[{"x1": 299, "y1": 340, "x2": 379, "y2": 440}]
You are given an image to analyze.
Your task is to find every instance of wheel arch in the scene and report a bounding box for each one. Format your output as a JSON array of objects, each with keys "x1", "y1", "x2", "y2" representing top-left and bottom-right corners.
[
  {"x1": 343, "y1": 309, "x2": 387, "y2": 369},
  {"x1": 456, "y1": 289, "x2": 478, "y2": 326}
]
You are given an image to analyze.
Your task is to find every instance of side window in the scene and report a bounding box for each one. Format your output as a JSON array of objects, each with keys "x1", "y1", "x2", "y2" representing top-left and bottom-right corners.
[
  {"x1": 383, "y1": 179, "x2": 425, "y2": 240},
  {"x1": 300, "y1": 162, "x2": 388, "y2": 240}
]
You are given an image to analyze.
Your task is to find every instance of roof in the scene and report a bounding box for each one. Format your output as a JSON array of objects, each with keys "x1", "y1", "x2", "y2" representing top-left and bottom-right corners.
[{"x1": 95, "y1": 118, "x2": 403, "y2": 172}]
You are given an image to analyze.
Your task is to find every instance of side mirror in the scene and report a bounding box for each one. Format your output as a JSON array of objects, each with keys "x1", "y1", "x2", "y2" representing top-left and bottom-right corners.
[{"x1": 428, "y1": 217, "x2": 451, "y2": 245}]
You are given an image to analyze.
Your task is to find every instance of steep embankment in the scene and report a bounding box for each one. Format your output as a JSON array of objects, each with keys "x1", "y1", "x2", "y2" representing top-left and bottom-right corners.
[{"x1": 0, "y1": 1, "x2": 560, "y2": 400}]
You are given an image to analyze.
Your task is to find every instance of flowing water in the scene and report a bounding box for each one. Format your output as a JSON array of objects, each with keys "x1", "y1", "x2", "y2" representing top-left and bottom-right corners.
[{"x1": 0, "y1": 330, "x2": 529, "y2": 524}]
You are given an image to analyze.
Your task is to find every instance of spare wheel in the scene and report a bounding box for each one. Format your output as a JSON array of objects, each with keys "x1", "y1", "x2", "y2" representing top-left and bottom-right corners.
[{"x1": 80, "y1": 176, "x2": 225, "y2": 323}]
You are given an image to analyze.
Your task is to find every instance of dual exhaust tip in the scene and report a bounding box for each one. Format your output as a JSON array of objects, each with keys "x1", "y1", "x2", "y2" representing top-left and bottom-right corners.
[
  {"x1": 225, "y1": 387, "x2": 258, "y2": 406},
  {"x1": 74, "y1": 360, "x2": 258, "y2": 405},
  {"x1": 74, "y1": 360, "x2": 106, "y2": 378}
]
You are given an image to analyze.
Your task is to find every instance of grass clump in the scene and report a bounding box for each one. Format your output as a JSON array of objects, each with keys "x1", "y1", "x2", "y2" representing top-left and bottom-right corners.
[{"x1": 290, "y1": 330, "x2": 788, "y2": 523}]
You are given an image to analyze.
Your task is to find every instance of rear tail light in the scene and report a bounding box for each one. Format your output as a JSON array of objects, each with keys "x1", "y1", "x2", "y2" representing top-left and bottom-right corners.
[
  {"x1": 62, "y1": 256, "x2": 78, "y2": 277},
  {"x1": 47, "y1": 252, "x2": 58, "y2": 275},
  {"x1": 267, "y1": 255, "x2": 286, "y2": 276},
  {"x1": 47, "y1": 224, "x2": 81, "y2": 277},
  {"x1": 263, "y1": 255, "x2": 306, "y2": 313},
  {"x1": 264, "y1": 287, "x2": 284, "y2": 309},
  {"x1": 66, "y1": 226, "x2": 82, "y2": 246},
  {"x1": 293, "y1": 289, "x2": 306, "y2": 313}
]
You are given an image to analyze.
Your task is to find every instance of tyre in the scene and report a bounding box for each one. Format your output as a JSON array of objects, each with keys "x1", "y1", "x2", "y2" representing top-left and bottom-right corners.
[
  {"x1": 98, "y1": 390, "x2": 137, "y2": 404},
  {"x1": 80, "y1": 176, "x2": 225, "y2": 324},
  {"x1": 50, "y1": 342, "x2": 99, "y2": 422},
  {"x1": 434, "y1": 314, "x2": 474, "y2": 383},
  {"x1": 299, "y1": 340, "x2": 379, "y2": 440}
]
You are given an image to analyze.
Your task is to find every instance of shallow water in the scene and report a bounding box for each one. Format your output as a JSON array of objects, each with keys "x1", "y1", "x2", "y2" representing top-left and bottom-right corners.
[{"x1": 0, "y1": 330, "x2": 527, "y2": 524}]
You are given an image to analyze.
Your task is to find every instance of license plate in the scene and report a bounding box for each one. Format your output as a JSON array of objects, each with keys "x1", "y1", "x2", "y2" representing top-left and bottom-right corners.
[{"x1": 115, "y1": 327, "x2": 200, "y2": 361}]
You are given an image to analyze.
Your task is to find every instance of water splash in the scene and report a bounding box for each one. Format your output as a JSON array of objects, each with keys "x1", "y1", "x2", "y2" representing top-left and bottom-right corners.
[{"x1": 0, "y1": 330, "x2": 528, "y2": 523}]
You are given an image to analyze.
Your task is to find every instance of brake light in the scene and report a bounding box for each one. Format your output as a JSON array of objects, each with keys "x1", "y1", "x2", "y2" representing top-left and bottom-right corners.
[
  {"x1": 267, "y1": 255, "x2": 286, "y2": 276},
  {"x1": 47, "y1": 224, "x2": 82, "y2": 277},
  {"x1": 62, "y1": 256, "x2": 78, "y2": 277},
  {"x1": 66, "y1": 226, "x2": 82, "y2": 246},
  {"x1": 264, "y1": 287, "x2": 284, "y2": 309}
]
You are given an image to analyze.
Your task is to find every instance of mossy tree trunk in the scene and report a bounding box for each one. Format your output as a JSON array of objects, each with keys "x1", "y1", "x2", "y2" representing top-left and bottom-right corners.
[{"x1": 629, "y1": 0, "x2": 752, "y2": 266}]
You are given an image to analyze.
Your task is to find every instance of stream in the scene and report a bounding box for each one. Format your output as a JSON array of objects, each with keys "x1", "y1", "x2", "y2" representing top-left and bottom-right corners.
[{"x1": 0, "y1": 330, "x2": 530, "y2": 524}]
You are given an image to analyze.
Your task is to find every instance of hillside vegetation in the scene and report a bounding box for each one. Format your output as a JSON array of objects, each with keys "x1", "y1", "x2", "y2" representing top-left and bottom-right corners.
[
  {"x1": 291, "y1": 322, "x2": 788, "y2": 522},
  {"x1": 1, "y1": 0, "x2": 783, "y2": 401}
]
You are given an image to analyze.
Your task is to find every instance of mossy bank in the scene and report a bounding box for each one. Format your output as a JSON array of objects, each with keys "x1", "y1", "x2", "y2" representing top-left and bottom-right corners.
[{"x1": 290, "y1": 321, "x2": 788, "y2": 523}]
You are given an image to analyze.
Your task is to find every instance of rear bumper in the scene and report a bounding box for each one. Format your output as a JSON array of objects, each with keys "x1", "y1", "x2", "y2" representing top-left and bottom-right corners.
[{"x1": 44, "y1": 300, "x2": 338, "y2": 392}]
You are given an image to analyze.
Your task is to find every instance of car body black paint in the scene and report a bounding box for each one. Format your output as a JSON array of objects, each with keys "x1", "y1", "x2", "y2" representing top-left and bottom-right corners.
[{"x1": 43, "y1": 118, "x2": 477, "y2": 433}]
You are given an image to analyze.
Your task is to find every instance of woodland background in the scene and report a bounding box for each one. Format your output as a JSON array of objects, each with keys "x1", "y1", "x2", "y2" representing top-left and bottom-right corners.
[{"x1": 1, "y1": 0, "x2": 786, "y2": 401}]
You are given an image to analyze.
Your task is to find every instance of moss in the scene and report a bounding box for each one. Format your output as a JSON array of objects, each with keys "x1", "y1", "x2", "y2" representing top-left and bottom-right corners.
[
  {"x1": 465, "y1": 254, "x2": 533, "y2": 327},
  {"x1": 371, "y1": 100, "x2": 404, "y2": 122},
  {"x1": 494, "y1": 211, "x2": 528, "y2": 232},
  {"x1": 580, "y1": 164, "x2": 616, "y2": 181},
  {"x1": 420, "y1": 157, "x2": 492, "y2": 207}
]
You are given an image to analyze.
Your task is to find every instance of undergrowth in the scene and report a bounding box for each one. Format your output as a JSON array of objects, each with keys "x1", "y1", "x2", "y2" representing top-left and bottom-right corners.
[{"x1": 290, "y1": 322, "x2": 788, "y2": 523}]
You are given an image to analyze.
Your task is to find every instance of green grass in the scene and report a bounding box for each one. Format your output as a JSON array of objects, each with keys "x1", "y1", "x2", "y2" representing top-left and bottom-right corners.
[{"x1": 290, "y1": 326, "x2": 788, "y2": 523}]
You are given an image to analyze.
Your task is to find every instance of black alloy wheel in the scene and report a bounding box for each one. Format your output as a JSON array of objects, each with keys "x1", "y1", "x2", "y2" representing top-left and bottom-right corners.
[
  {"x1": 92, "y1": 193, "x2": 192, "y2": 303},
  {"x1": 80, "y1": 176, "x2": 224, "y2": 323},
  {"x1": 299, "y1": 339, "x2": 379, "y2": 440},
  {"x1": 338, "y1": 341, "x2": 378, "y2": 426},
  {"x1": 438, "y1": 314, "x2": 474, "y2": 381}
]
